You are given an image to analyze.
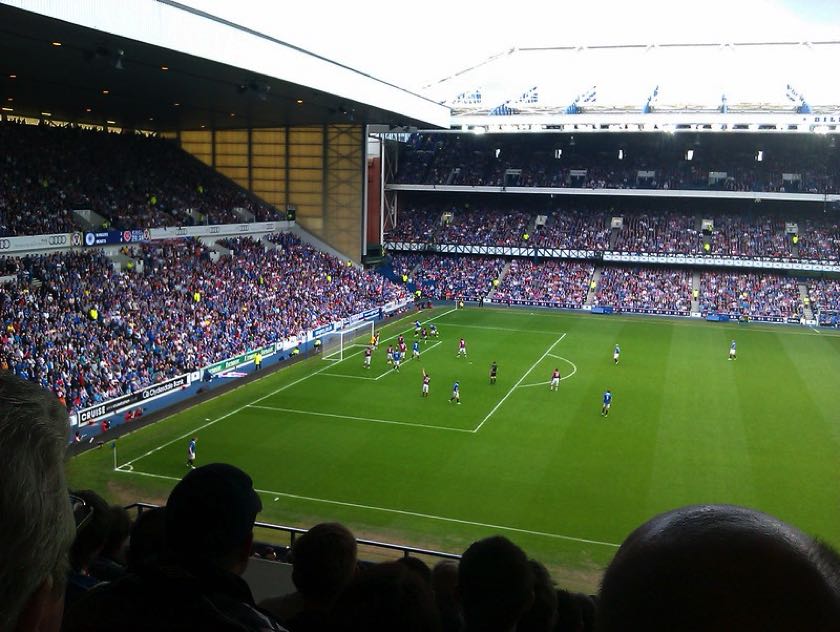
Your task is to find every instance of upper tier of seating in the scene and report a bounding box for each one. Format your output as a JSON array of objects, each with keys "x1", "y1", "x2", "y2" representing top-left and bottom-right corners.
[
  {"x1": 394, "y1": 132, "x2": 840, "y2": 193},
  {"x1": 0, "y1": 121, "x2": 281, "y2": 236},
  {"x1": 386, "y1": 206, "x2": 840, "y2": 260}
]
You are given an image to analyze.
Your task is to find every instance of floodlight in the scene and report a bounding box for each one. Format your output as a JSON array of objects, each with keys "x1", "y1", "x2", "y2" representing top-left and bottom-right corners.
[
  {"x1": 756, "y1": 150, "x2": 763, "y2": 162},
  {"x1": 686, "y1": 149, "x2": 694, "y2": 161}
]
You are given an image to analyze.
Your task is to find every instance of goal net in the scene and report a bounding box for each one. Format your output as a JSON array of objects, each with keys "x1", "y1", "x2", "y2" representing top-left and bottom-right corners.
[{"x1": 320, "y1": 320, "x2": 375, "y2": 361}]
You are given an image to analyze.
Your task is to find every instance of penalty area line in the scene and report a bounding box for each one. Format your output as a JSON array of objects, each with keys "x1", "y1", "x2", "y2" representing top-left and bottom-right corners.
[
  {"x1": 115, "y1": 308, "x2": 459, "y2": 470},
  {"x1": 247, "y1": 404, "x2": 473, "y2": 433},
  {"x1": 114, "y1": 468, "x2": 620, "y2": 548},
  {"x1": 472, "y1": 333, "x2": 567, "y2": 433}
]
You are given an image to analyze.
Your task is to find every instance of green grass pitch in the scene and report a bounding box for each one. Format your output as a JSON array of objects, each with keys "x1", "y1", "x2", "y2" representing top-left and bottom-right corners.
[{"x1": 68, "y1": 306, "x2": 840, "y2": 590}]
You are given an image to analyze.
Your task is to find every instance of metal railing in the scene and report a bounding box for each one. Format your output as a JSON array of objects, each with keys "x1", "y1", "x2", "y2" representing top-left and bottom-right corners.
[{"x1": 126, "y1": 502, "x2": 461, "y2": 562}]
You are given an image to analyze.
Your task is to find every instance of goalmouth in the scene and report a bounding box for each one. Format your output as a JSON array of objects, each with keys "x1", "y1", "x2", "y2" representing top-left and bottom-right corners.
[{"x1": 320, "y1": 320, "x2": 375, "y2": 362}]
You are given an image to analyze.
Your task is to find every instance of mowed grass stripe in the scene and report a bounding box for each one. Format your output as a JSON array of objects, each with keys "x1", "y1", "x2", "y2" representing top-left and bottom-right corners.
[{"x1": 67, "y1": 307, "x2": 840, "y2": 586}]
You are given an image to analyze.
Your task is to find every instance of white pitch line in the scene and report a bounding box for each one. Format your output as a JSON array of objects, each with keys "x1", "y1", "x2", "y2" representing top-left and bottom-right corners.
[
  {"x1": 517, "y1": 357, "x2": 578, "y2": 388},
  {"x1": 472, "y1": 333, "x2": 567, "y2": 433},
  {"x1": 319, "y1": 373, "x2": 378, "y2": 380},
  {"x1": 437, "y1": 322, "x2": 563, "y2": 336},
  {"x1": 114, "y1": 468, "x2": 620, "y2": 548},
  {"x1": 117, "y1": 308, "x2": 458, "y2": 469},
  {"x1": 247, "y1": 404, "x2": 474, "y2": 433}
]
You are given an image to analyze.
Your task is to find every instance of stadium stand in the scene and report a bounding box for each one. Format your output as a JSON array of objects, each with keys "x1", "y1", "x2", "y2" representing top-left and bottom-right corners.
[
  {"x1": 0, "y1": 236, "x2": 405, "y2": 414},
  {"x1": 394, "y1": 132, "x2": 840, "y2": 193},
  {"x1": 0, "y1": 121, "x2": 280, "y2": 236},
  {"x1": 493, "y1": 260, "x2": 594, "y2": 308},
  {"x1": 385, "y1": 206, "x2": 840, "y2": 261},
  {"x1": 595, "y1": 267, "x2": 692, "y2": 314},
  {"x1": 699, "y1": 272, "x2": 803, "y2": 320},
  {"x1": 393, "y1": 254, "x2": 503, "y2": 301},
  {"x1": 806, "y1": 279, "x2": 840, "y2": 325}
]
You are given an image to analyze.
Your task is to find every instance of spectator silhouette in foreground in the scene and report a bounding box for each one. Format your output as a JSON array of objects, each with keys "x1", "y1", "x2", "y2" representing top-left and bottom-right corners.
[
  {"x1": 597, "y1": 504, "x2": 840, "y2": 631},
  {"x1": 65, "y1": 490, "x2": 111, "y2": 609},
  {"x1": 516, "y1": 560, "x2": 557, "y2": 632},
  {"x1": 0, "y1": 371, "x2": 75, "y2": 632},
  {"x1": 64, "y1": 463, "x2": 287, "y2": 631},
  {"x1": 261, "y1": 522, "x2": 358, "y2": 631},
  {"x1": 125, "y1": 506, "x2": 167, "y2": 574},
  {"x1": 329, "y1": 561, "x2": 441, "y2": 632},
  {"x1": 89, "y1": 505, "x2": 131, "y2": 581},
  {"x1": 458, "y1": 535, "x2": 535, "y2": 632}
]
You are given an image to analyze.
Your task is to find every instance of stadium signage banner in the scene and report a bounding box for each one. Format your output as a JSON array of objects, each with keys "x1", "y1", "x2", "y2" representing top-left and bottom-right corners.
[
  {"x1": 313, "y1": 324, "x2": 334, "y2": 338},
  {"x1": 602, "y1": 251, "x2": 840, "y2": 273},
  {"x1": 83, "y1": 229, "x2": 150, "y2": 247},
  {"x1": 0, "y1": 232, "x2": 80, "y2": 254},
  {"x1": 148, "y1": 221, "x2": 293, "y2": 240},
  {"x1": 204, "y1": 343, "x2": 277, "y2": 377},
  {"x1": 78, "y1": 374, "x2": 190, "y2": 424}
]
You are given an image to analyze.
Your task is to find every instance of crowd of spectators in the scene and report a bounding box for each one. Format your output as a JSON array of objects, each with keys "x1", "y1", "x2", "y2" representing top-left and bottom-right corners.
[
  {"x1": 386, "y1": 206, "x2": 840, "y2": 261},
  {"x1": 388, "y1": 207, "x2": 532, "y2": 247},
  {"x1": 5, "y1": 373, "x2": 840, "y2": 632},
  {"x1": 806, "y1": 279, "x2": 840, "y2": 325},
  {"x1": 699, "y1": 272, "x2": 803, "y2": 320},
  {"x1": 707, "y1": 215, "x2": 792, "y2": 258},
  {"x1": 493, "y1": 260, "x2": 594, "y2": 308},
  {"x1": 0, "y1": 235, "x2": 405, "y2": 413},
  {"x1": 531, "y1": 209, "x2": 612, "y2": 250},
  {"x1": 395, "y1": 132, "x2": 840, "y2": 194},
  {"x1": 595, "y1": 267, "x2": 692, "y2": 314},
  {"x1": 613, "y1": 212, "x2": 698, "y2": 254},
  {"x1": 392, "y1": 254, "x2": 503, "y2": 301},
  {"x1": 0, "y1": 121, "x2": 281, "y2": 236}
]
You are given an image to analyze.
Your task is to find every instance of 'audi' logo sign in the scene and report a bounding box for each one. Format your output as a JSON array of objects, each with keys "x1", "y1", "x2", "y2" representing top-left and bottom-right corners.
[
  {"x1": 0, "y1": 239, "x2": 10, "y2": 251},
  {"x1": 47, "y1": 235, "x2": 68, "y2": 246}
]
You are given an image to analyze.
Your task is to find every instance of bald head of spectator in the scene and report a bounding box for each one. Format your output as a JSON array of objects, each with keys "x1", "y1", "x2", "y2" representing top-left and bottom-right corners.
[
  {"x1": 0, "y1": 371, "x2": 75, "y2": 632},
  {"x1": 597, "y1": 504, "x2": 840, "y2": 631}
]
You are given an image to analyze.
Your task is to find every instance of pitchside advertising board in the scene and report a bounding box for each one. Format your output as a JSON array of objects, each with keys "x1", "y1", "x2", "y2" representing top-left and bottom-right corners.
[
  {"x1": 204, "y1": 344, "x2": 277, "y2": 378},
  {"x1": 77, "y1": 374, "x2": 190, "y2": 425},
  {"x1": 83, "y1": 229, "x2": 151, "y2": 247}
]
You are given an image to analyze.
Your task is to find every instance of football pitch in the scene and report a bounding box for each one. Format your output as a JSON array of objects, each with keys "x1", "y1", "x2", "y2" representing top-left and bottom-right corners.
[{"x1": 68, "y1": 306, "x2": 840, "y2": 590}]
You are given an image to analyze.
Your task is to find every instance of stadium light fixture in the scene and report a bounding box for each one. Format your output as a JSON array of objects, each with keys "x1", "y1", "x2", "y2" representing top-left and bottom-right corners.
[
  {"x1": 41, "y1": 112, "x2": 51, "y2": 117},
  {"x1": 106, "y1": 120, "x2": 116, "y2": 125},
  {"x1": 6, "y1": 97, "x2": 11, "y2": 102},
  {"x1": 296, "y1": 99, "x2": 304, "y2": 104},
  {"x1": 85, "y1": 107, "x2": 92, "y2": 112},
  {"x1": 51, "y1": 41, "x2": 62, "y2": 47},
  {"x1": 495, "y1": 148, "x2": 501, "y2": 158},
  {"x1": 555, "y1": 149, "x2": 562, "y2": 158},
  {"x1": 8, "y1": 74, "x2": 15, "y2": 79},
  {"x1": 161, "y1": 66, "x2": 169, "y2": 71},
  {"x1": 173, "y1": 102, "x2": 180, "y2": 106},
  {"x1": 755, "y1": 150, "x2": 764, "y2": 162},
  {"x1": 1, "y1": 107, "x2": 12, "y2": 112},
  {"x1": 101, "y1": 89, "x2": 109, "y2": 95},
  {"x1": 686, "y1": 149, "x2": 694, "y2": 160},
  {"x1": 618, "y1": 149, "x2": 624, "y2": 160}
]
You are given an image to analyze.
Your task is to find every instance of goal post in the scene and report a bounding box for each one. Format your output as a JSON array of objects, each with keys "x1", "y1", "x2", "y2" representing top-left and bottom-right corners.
[{"x1": 320, "y1": 319, "x2": 375, "y2": 361}]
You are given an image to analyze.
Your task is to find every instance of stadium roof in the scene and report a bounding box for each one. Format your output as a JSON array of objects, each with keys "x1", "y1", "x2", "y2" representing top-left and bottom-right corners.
[
  {"x1": 423, "y1": 42, "x2": 840, "y2": 131},
  {"x1": 0, "y1": 0, "x2": 450, "y2": 131}
]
